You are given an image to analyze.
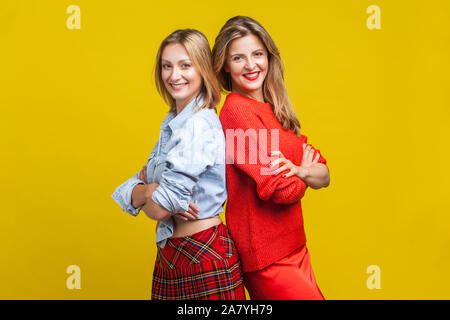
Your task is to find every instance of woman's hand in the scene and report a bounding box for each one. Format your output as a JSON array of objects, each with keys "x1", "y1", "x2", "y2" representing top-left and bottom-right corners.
[
  {"x1": 269, "y1": 151, "x2": 302, "y2": 178},
  {"x1": 144, "y1": 183, "x2": 159, "y2": 202},
  {"x1": 300, "y1": 143, "x2": 320, "y2": 170},
  {"x1": 173, "y1": 201, "x2": 200, "y2": 221},
  {"x1": 138, "y1": 165, "x2": 148, "y2": 184},
  {"x1": 270, "y1": 143, "x2": 320, "y2": 179}
]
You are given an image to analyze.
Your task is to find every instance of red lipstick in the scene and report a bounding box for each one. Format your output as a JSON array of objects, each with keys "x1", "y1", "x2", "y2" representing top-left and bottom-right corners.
[{"x1": 243, "y1": 72, "x2": 260, "y2": 81}]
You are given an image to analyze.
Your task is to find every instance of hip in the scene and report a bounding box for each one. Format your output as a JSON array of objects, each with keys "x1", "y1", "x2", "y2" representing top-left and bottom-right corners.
[{"x1": 155, "y1": 222, "x2": 240, "y2": 270}]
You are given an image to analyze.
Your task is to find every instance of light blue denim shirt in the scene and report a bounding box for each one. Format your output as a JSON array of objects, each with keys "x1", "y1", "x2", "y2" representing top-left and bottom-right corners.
[{"x1": 112, "y1": 96, "x2": 227, "y2": 247}]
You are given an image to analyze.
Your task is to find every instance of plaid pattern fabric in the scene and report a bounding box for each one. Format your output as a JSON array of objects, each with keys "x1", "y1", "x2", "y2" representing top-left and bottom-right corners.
[{"x1": 151, "y1": 223, "x2": 245, "y2": 300}]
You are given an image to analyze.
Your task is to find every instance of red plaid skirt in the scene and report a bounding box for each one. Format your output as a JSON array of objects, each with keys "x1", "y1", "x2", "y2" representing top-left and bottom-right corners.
[{"x1": 151, "y1": 222, "x2": 245, "y2": 300}]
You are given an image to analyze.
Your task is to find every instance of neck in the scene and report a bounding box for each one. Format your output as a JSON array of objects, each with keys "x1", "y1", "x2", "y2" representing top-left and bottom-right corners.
[
  {"x1": 175, "y1": 95, "x2": 196, "y2": 114},
  {"x1": 232, "y1": 87, "x2": 265, "y2": 103}
]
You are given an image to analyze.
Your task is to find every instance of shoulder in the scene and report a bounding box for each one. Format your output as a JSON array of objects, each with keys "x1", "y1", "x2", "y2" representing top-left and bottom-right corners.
[
  {"x1": 299, "y1": 134, "x2": 308, "y2": 143},
  {"x1": 191, "y1": 107, "x2": 222, "y2": 131},
  {"x1": 222, "y1": 93, "x2": 255, "y2": 114},
  {"x1": 220, "y1": 93, "x2": 261, "y2": 126},
  {"x1": 173, "y1": 109, "x2": 224, "y2": 144}
]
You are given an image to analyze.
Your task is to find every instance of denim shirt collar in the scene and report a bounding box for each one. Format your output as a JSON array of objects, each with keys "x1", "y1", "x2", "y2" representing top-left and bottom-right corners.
[{"x1": 160, "y1": 95, "x2": 204, "y2": 131}]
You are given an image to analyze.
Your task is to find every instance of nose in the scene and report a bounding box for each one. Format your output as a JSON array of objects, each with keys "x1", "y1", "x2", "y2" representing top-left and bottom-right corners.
[
  {"x1": 169, "y1": 66, "x2": 182, "y2": 82},
  {"x1": 245, "y1": 57, "x2": 256, "y2": 70}
]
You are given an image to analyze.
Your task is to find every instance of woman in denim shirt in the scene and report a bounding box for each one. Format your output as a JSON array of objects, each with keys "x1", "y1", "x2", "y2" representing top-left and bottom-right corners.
[{"x1": 112, "y1": 29, "x2": 245, "y2": 300}]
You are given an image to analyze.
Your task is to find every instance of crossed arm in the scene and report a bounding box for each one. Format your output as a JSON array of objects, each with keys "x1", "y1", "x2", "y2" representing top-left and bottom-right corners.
[
  {"x1": 298, "y1": 163, "x2": 330, "y2": 189},
  {"x1": 131, "y1": 183, "x2": 170, "y2": 221},
  {"x1": 131, "y1": 167, "x2": 200, "y2": 222},
  {"x1": 270, "y1": 143, "x2": 330, "y2": 190},
  {"x1": 131, "y1": 144, "x2": 329, "y2": 222},
  {"x1": 131, "y1": 183, "x2": 200, "y2": 222}
]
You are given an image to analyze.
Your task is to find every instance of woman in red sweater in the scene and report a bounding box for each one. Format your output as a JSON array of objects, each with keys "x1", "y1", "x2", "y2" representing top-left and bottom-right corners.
[{"x1": 212, "y1": 16, "x2": 330, "y2": 300}]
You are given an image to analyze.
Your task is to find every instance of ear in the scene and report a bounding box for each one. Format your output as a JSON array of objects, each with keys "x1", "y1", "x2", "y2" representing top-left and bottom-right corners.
[{"x1": 224, "y1": 63, "x2": 230, "y2": 73}]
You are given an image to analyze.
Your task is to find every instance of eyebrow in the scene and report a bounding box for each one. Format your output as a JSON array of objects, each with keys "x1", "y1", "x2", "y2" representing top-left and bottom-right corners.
[
  {"x1": 230, "y1": 49, "x2": 264, "y2": 57},
  {"x1": 161, "y1": 59, "x2": 192, "y2": 63}
]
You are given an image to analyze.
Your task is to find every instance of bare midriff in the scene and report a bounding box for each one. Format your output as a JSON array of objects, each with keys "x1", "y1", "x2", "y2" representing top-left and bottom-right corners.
[{"x1": 171, "y1": 215, "x2": 222, "y2": 238}]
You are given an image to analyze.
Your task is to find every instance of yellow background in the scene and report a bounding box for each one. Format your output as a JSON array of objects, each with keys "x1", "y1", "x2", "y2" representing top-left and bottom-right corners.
[{"x1": 1, "y1": 0, "x2": 449, "y2": 299}]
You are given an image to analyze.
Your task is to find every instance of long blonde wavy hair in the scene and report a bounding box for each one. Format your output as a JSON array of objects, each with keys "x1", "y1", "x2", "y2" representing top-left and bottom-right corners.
[
  {"x1": 212, "y1": 16, "x2": 301, "y2": 135},
  {"x1": 155, "y1": 29, "x2": 221, "y2": 113}
]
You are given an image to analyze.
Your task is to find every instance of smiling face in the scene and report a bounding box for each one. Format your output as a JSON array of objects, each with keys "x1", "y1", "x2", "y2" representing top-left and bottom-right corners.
[
  {"x1": 161, "y1": 43, "x2": 203, "y2": 112},
  {"x1": 225, "y1": 34, "x2": 268, "y2": 101}
]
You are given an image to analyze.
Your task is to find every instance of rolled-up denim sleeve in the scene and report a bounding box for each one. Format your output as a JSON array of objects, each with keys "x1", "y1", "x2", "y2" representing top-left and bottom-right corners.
[
  {"x1": 151, "y1": 115, "x2": 219, "y2": 214},
  {"x1": 112, "y1": 172, "x2": 145, "y2": 216}
]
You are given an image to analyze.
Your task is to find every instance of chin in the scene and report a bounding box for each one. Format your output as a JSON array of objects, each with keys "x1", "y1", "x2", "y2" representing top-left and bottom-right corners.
[
  {"x1": 170, "y1": 91, "x2": 188, "y2": 100},
  {"x1": 242, "y1": 83, "x2": 264, "y2": 92},
  {"x1": 171, "y1": 93, "x2": 184, "y2": 99}
]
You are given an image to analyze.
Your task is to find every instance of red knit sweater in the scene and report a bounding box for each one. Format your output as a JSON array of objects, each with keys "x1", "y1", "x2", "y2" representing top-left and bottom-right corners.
[{"x1": 219, "y1": 92, "x2": 327, "y2": 273}]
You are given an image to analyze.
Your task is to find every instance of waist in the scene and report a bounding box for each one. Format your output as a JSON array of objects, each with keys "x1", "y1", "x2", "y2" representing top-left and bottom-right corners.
[{"x1": 171, "y1": 215, "x2": 222, "y2": 238}]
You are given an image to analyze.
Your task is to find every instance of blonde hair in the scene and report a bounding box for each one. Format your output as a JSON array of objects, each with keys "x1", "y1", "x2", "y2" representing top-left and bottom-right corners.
[
  {"x1": 155, "y1": 29, "x2": 221, "y2": 113},
  {"x1": 212, "y1": 16, "x2": 301, "y2": 135}
]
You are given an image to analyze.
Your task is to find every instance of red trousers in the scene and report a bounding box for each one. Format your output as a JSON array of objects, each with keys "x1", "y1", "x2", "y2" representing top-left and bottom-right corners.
[{"x1": 244, "y1": 244, "x2": 325, "y2": 300}]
